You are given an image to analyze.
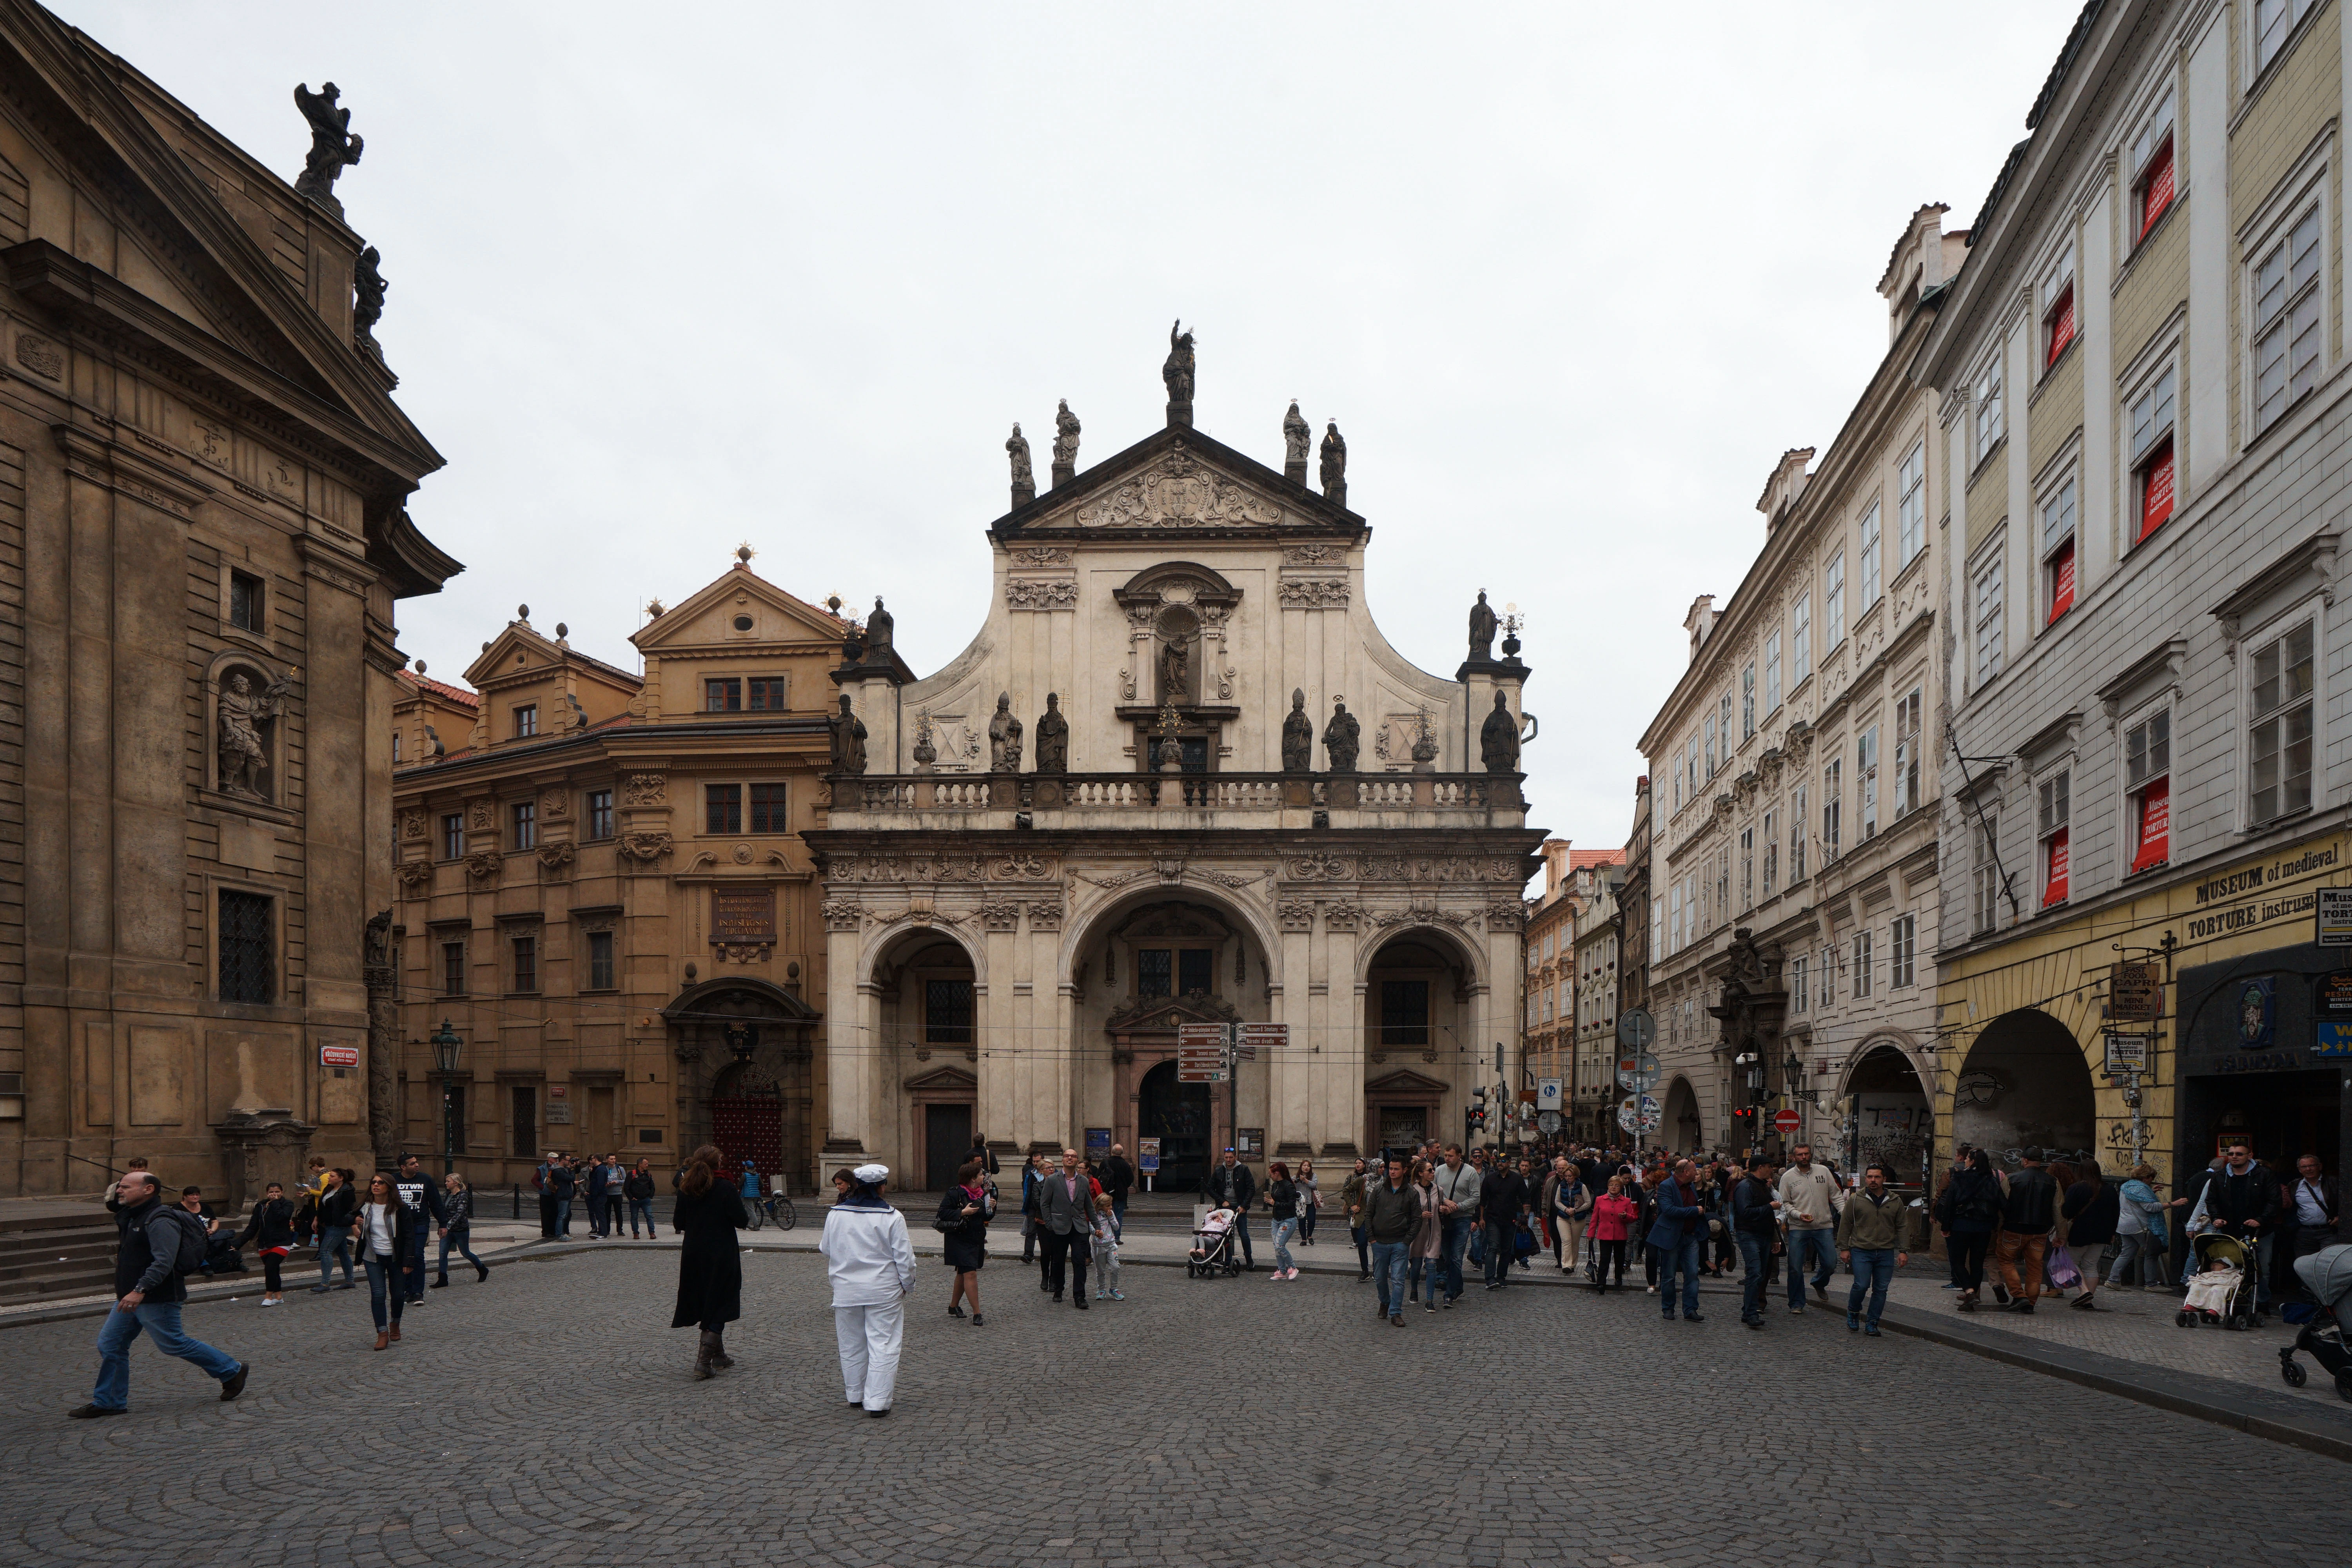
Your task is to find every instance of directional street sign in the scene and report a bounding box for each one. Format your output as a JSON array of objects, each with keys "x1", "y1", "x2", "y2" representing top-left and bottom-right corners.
[
  {"x1": 1177, "y1": 1022, "x2": 1230, "y2": 1083},
  {"x1": 1615, "y1": 1051, "x2": 1662, "y2": 1093}
]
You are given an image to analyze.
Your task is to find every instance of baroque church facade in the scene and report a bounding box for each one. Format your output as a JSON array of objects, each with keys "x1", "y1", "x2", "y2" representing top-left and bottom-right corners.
[{"x1": 811, "y1": 350, "x2": 1544, "y2": 1190}]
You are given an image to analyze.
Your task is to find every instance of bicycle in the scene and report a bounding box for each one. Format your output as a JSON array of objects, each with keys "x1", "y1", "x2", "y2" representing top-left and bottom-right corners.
[{"x1": 761, "y1": 1191, "x2": 798, "y2": 1230}]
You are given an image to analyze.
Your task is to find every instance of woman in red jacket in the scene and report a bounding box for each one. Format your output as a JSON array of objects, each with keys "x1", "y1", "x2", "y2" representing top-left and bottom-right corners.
[{"x1": 1586, "y1": 1174, "x2": 1640, "y2": 1294}]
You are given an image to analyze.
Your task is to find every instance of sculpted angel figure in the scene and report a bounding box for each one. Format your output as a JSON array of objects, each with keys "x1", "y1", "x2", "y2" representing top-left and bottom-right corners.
[{"x1": 292, "y1": 82, "x2": 363, "y2": 204}]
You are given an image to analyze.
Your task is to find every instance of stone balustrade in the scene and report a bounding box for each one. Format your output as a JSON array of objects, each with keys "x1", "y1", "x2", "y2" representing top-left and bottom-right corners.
[{"x1": 826, "y1": 770, "x2": 1524, "y2": 831}]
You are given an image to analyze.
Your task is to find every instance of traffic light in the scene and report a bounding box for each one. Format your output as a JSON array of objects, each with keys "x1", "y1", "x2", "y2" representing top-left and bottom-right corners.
[{"x1": 1468, "y1": 1087, "x2": 1488, "y2": 1131}]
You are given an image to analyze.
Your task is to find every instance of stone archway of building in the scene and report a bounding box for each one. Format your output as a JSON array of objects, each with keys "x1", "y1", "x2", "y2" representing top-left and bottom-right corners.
[
  {"x1": 1137, "y1": 1058, "x2": 1213, "y2": 1192},
  {"x1": 1952, "y1": 1008, "x2": 2096, "y2": 1165},
  {"x1": 1840, "y1": 1040, "x2": 1932, "y2": 1191},
  {"x1": 664, "y1": 977, "x2": 819, "y2": 1194},
  {"x1": 1661, "y1": 1075, "x2": 1701, "y2": 1152}
]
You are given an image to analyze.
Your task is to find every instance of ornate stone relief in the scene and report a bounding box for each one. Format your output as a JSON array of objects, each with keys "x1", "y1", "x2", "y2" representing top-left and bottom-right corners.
[
  {"x1": 1009, "y1": 546, "x2": 1073, "y2": 566},
  {"x1": 537, "y1": 841, "x2": 575, "y2": 879},
  {"x1": 395, "y1": 858, "x2": 432, "y2": 891},
  {"x1": 542, "y1": 790, "x2": 570, "y2": 820},
  {"x1": 1277, "y1": 578, "x2": 1349, "y2": 609},
  {"x1": 464, "y1": 850, "x2": 501, "y2": 882},
  {"x1": 715, "y1": 941, "x2": 772, "y2": 964},
  {"x1": 621, "y1": 774, "x2": 666, "y2": 807},
  {"x1": 1483, "y1": 901, "x2": 1526, "y2": 931},
  {"x1": 1322, "y1": 900, "x2": 1368, "y2": 933},
  {"x1": 1073, "y1": 446, "x2": 1287, "y2": 530},
  {"x1": 827, "y1": 853, "x2": 1057, "y2": 884},
  {"x1": 467, "y1": 798, "x2": 494, "y2": 829},
  {"x1": 1372, "y1": 903, "x2": 1477, "y2": 931},
  {"x1": 15, "y1": 333, "x2": 62, "y2": 380},
  {"x1": 1284, "y1": 855, "x2": 1522, "y2": 883},
  {"x1": 1277, "y1": 899, "x2": 1315, "y2": 932},
  {"x1": 975, "y1": 900, "x2": 1022, "y2": 932},
  {"x1": 1026, "y1": 898, "x2": 1063, "y2": 932},
  {"x1": 821, "y1": 898, "x2": 863, "y2": 932},
  {"x1": 400, "y1": 811, "x2": 426, "y2": 841},
  {"x1": 1006, "y1": 578, "x2": 1078, "y2": 611},
  {"x1": 1281, "y1": 543, "x2": 1344, "y2": 567},
  {"x1": 618, "y1": 830, "x2": 674, "y2": 866}
]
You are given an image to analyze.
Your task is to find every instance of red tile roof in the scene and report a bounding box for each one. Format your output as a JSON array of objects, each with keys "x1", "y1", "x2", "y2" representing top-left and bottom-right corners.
[
  {"x1": 1568, "y1": 849, "x2": 1626, "y2": 870},
  {"x1": 396, "y1": 669, "x2": 479, "y2": 709}
]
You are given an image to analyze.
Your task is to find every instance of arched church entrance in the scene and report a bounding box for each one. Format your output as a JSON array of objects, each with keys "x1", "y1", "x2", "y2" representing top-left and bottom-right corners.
[
  {"x1": 665, "y1": 978, "x2": 818, "y2": 1193},
  {"x1": 1952, "y1": 1008, "x2": 2096, "y2": 1165},
  {"x1": 1661, "y1": 1075, "x2": 1702, "y2": 1152},
  {"x1": 1361, "y1": 929, "x2": 1477, "y2": 1152},
  {"x1": 1138, "y1": 1058, "x2": 1212, "y2": 1192},
  {"x1": 1840, "y1": 1040, "x2": 1932, "y2": 1192}
]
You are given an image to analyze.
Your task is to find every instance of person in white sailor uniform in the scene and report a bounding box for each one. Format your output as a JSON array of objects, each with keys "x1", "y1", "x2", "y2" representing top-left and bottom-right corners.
[{"x1": 819, "y1": 1163, "x2": 917, "y2": 1416}]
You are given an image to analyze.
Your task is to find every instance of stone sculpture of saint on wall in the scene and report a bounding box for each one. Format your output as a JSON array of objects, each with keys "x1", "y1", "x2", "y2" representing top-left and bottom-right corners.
[
  {"x1": 1034, "y1": 693, "x2": 1069, "y2": 774},
  {"x1": 988, "y1": 691, "x2": 1023, "y2": 772},
  {"x1": 1322, "y1": 698, "x2": 1360, "y2": 773},
  {"x1": 218, "y1": 670, "x2": 286, "y2": 799}
]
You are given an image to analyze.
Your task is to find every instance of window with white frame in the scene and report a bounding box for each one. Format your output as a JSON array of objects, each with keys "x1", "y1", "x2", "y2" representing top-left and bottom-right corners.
[
  {"x1": 2126, "y1": 704, "x2": 2171, "y2": 873},
  {"x1": 1739, "y1": 825, "x2": 1754, "y2": 910},
  {"x1": 1741, "y1": 663, "x2": 1756, "y2": 740},
  {"x1": 1859, "y1": 502, "x2": 1883, "y2": 607},
  {"x1": 1858, "y1": 725, "x2": 1880, "y2": 840},
  {"x1": 1821, "y1": 757, "x2": 1842, "y2": 863},
  {"x1": 1890, "y1": 914, "x2": 1916, "y2": 988},
  {"x1": 1974, "y1": 357, "x2": 2004, "y2": 461},
  {"x1": 1670, "y1": 882, "x2": 1684, "y2": 953},
  {"x1": 2042, "y1": 245, "x2": 2076, "y2": 369},
  {"x1": 1715, "y1": 849, "x2": 1729, "y2": 918},
  {"x1": 2129, "y1": 363, "x2": 2177, "y2": 543},
  {"x1": 1789, "y1": 955, "x2": 1808, "y2": 1014},
  {"x1": 1973, "y1": 810, "x2": 2003, "y2": 934},
  {"x1": 2131, "y1": 91, "x2": 2176, "y2": 243},
  {"x1": 1703, "y1": 714, "x2": 1717, "y2": 780},
  {"x1": 1818, "y1": 946, "x2": 1836, "y2": 1009},
  {"x1": 1853, "y1": 930, "x2": 1874, "y2": 999},
  {"x1": 2256, "y1": 0, "x2": 2317, "y2": 75},
  {"x1": 1893, "y1": 688, "x2": 1922, "y2": 817},
  {"x1": 1790, "y1": 593, "x2": 1812, "y2": 685},
  {"x1": 1686, "y1": 739, "x2": 1699, "y2": 802},
  {"x1": 1973, "y1": 546, "x2": 2005, "y2": 686},
  {"x1": 1720, "y1": 694, "x2": 1733, "y2": 761},
  {"x1": 1764, "y1": 630, "x2": 1782, "y2": 715},
  {"x1": 1789, "y1": 783, "x2": 1808, "y2": 882},
  {"x1": 2248, "y1": 618, "x2": 2315, "y2": 824},
  {"x1": 2038, "y1": 768, "x2": 2071, "y2": 908},
  {"x1": 1897, "y1": 443, "x2": 1926, "y2": 566},
  {"x1": 1671, "y1": 746, "x2": 1684, "y2": 811},
  {"x1": 1825, "y1": 552, "x2": 1846, "y2": 649},
  {"x1": 2041, "y1": 473, "x2": 2078, "y2": 621},
  {"x1": 1762, "y1": 806, "x2": 1778, "y2": 895},
  {"x1": 2252, "y1": 204, "x2": 2323, "y2": 436}
]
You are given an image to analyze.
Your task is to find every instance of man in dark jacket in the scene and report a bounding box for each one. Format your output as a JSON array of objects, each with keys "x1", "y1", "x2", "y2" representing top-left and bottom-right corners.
[
  {"x1": 2203, "y1": 1142, "x2": 2283, "y2": 1307},
  {"x1": 1477, "y1": 1160, "x2": 1529, "y2": 1290},
  {"x1": 1361, "y1": 1156, "x2": 1422, "y2": 1325},
  {"x1": 1995, "y1": 1148, "x2": 2058, "y2": 1312},
  {"x1": 1643, "y1": 1158, "x2": 1709, "y2": 1323},
  {"x1": 1731, "y1": 1155, "x2": 1780, "y2": 1328},
  {"x1": 394, "y1": 1154, "x2": 449, "y2": 1305},
  {"x1": 1204, "y1": 1149, "x2": 1258, "y2": 1269},
  {"x1": 70, "y1": 1171, "x2": 247, "y2": 1418},
  {"x1": 1102, "y1": 1144, "x2": 1136, "y2": 1229}
]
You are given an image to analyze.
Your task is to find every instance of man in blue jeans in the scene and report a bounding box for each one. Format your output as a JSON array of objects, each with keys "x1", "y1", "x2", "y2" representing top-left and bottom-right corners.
[
  {"x1": 1644, "y1": 1157, "x2": 1709, "y2": 1322},
  {"x1": 1431, "y1": 1145, "x2": 1482, "y2": 1305},
  {"x1": 394, "y1": 1154, "x2": 447, "y2": 1304},
  {"x1": 71, "y1": 1171, "x2": 248, "y2": 1417},
  {"x1": 1361, "y1": 1156, "x2": 1422, "y2": 1326},
  {"x1": 1836, "y1": 1163, "x2": 1910, "y2": 1335},
  {"x1": 1776, "y1": 1143, "x2": 1841, "y2": 1313},
  {"x1": 1730, "y1": 1154, "x2": 1780, "y2": 1328}
]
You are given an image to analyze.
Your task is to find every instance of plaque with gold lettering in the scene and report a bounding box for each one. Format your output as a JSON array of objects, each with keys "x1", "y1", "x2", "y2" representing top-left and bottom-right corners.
[{"x1": 712, "y1": 887, "x2": 775, "y2": 943}]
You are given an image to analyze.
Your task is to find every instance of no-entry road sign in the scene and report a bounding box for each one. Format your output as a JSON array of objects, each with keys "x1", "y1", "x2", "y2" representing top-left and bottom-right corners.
[{"x1": 1773, "y1": 1109, "x2": 1803, "y2": 1134}]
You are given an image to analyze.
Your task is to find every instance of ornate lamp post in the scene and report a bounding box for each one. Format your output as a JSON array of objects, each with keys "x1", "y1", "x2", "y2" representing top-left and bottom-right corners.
[{"x1": 432, "y1": 1019, "x2": 463, "y2": 1176}]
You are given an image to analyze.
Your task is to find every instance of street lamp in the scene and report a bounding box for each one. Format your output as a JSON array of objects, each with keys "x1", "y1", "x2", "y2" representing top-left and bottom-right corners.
[{"x1": 431, "y1": 1019, "x2": 463, "y2": 1177}]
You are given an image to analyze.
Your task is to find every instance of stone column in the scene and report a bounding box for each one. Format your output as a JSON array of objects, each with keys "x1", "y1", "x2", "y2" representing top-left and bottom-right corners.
[{"x1": 824, "y1": 919, "x2": 870, "y2": 1158}]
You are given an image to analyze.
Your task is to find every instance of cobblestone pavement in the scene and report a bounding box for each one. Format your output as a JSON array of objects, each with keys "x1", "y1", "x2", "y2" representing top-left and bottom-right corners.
[{"x1": 5, "y1": 1247, "x2": 2349, "y2": 1568}]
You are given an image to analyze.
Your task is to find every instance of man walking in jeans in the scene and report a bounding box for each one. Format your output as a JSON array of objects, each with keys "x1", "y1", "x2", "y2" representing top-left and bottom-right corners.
[
  {"x1": 1776, "y1": 1143, "x2": 1840, "y2": 1314},
  {"x1": 1431, "y1": 1144, "x2": 1481, "y2": 1306},
  {"x1": 1644, "y1": 1157, "x2": 1708, "y2": 1322},
  {"x1": 1837, "y1": 1163, "x2": 1909, "y2": 1336},
  {"x1": 1203, "y1": 1148, "x2": 1258, "y2": 1270},
  {"x1": 1362, "y1": 1156, "x2": 1422, "y2": 1326},
  {"x1": 1731, "y1": 1154, "x2": 1779, "y2": 1328},
  {"x1": 70, "y1": 1171, "x2": 248, "y2": 1418},
  {"x1": 1994, "y1": 1147, "x2": 2058, "y2": 1313}
]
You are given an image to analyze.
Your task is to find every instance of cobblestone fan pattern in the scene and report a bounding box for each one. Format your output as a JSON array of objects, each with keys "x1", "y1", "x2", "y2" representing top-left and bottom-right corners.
[{"x1": 4, "y1": 1249, "x2": 2349, "y2": 1568}]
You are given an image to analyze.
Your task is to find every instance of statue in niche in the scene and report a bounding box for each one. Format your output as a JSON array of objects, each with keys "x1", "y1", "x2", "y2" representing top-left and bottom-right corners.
[
  {"x1": 987, "y1": 691, "x2": 1023, "y2": 772},
  {"x1": 1481, "y1": 689, "x2": 1521, "y2": 774},
  {"x1": 828, "y1": 694, "x2": 868, "y2": 775},
  {"x1": 1051, "y1": 400, "x2": 1081, "y2": 476},
  {"x1": 1283, "y1": 401, "x2": 1311, "y2": 477},
  {"x1": 1280, "y1": 688, "x2": 1314, "y2": 772},
  {"x1": 218, "y1": 669, "x2": 287, "y2": 799},
  {"x1": 1158, "y1": 630, "x2": 1191, "y2": 706},
  {"x1": 292, "y1": 82, "x2": 363, "y2": 206},
  {"x1": 363, "y1": 907, "x2": 393, "y2": 971},
  {"x1": 1322, "y1": 698, "x2": 1360, "y2": 774},
  {"x1": 1034, "y1": 693, "x2": 1069, "y2": 774},
  {"x1": 864, "y1": 597, "x2": 894, "y2": 663},
  {"x1": 1468, "y1": 590, "x2": 1497, "y2": 662},
  {"x1": 1163, "y1": 319, "x2": 1196, "y2": 410}
]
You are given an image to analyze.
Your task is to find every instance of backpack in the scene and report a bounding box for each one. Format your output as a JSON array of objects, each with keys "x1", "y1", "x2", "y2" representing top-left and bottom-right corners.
[{"x1": 152, "y1": 1207, "x2": 208, "y2": 1276}]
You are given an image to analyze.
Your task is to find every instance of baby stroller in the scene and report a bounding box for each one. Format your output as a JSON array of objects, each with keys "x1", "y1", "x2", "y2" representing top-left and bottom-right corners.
[
  {"x1": 2174, "y1": 1232, "x2": 2260, "y2": 1330},
  {"x1": 1187, "y1": 1206, "x2": 1242, "y2": 1279},
  {"x1": 2279, "y1": 1243, "x2": 2352, "y2": 1403}
]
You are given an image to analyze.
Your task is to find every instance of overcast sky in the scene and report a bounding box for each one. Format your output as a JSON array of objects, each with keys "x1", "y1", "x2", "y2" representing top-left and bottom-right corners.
[{"x1": 65, "y1": 1, "x2": 2074, "y2": 878}]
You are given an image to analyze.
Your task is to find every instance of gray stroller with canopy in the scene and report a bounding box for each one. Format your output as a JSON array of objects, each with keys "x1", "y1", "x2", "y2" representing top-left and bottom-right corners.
[{"x1": 2278, "y1": 1243, "x2": 2352, "y2": 1402}]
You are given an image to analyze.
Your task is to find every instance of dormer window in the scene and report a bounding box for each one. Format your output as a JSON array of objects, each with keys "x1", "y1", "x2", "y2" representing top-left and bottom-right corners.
[
  {"x1": 750, "y1": 676, "x2": 787, "y2": 710},
  {"x1": 513, "y1": 704, "x2": 537, "y2": 738},
  {"x1": 706, "y1": 678, "x2": 741, "y2": 712}
]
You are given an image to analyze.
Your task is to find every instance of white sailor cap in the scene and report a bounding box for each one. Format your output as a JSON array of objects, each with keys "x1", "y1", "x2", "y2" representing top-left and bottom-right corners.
[{"x1": 852, "y1": 1163, "x2": 889, "y2": 1185}]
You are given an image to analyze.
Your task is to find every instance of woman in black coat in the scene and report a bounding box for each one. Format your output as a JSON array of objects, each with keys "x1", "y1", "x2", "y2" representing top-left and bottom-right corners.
[
  {"x1": 2062, "y1": 1158, "x2": 2120, "y2": 1312},
  {"x1": 671, "y1": 1144, "x2": 748, "y2": 1380},
  {"x1": 937, "y1": 1159, "x2": 992, "y2": 1325},
  {"x1": 1935, "y1": 1147, "x2": 2005, "y2": 1312},
  {"x1": 236, "y1": 1182, "x2": 296, "y2": 1305}
]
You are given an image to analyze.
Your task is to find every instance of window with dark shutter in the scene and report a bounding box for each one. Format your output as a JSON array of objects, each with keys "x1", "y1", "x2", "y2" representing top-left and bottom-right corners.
[
  {"x1": 219, "y1": 890, "x2": 273, "y2": 1004},
  {"x1": 925, "y1": 979, "x2": 974, "y2": 1044},
  {"x1": 1380, "y1": 980, "x2": 1430, "y2": 1047}
]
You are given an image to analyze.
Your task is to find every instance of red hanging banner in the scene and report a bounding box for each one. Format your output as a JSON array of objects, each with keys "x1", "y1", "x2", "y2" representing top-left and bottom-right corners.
[
  {"x1": 2139, "y1": 442, "x2": 2174, "y2": 539},
  {"x1": 2131, "y1": 778, "x2": 2170, "y2": 873},
  {"x1": 2043, "y1": 828, "x2": 2070, "y2": 907},
  {"x1": 2047, "y1": 541, "x2": 2075, "y2": 622}
]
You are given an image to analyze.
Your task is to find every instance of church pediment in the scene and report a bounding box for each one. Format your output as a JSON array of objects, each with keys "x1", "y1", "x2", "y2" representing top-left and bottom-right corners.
[
  {"x1": 1365, "y1": 1069, "x2": 1450, "y2": 1096},
  {"x1": 904, "y1": 1066, "x2": 978, "y2": 1093},
  {"x1": 996, "y1": 425, "x2": 1361, "y2": 541},
  {"x1": 1103, "y1": 991, "x2": 1241, "y2": 1034}
]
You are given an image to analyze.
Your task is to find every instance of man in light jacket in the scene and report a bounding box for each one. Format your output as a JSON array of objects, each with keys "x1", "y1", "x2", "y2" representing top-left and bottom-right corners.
[
  {"x1": 1775, "y1": 1144, "x2": 1842, "y2": 1314},
  {"x1": 1431, "y1": 1144, "x2": 1483, "y2": 1305},
  {"x1": 818, "y1": 1163, "x2": 916, "y2": 1416}
]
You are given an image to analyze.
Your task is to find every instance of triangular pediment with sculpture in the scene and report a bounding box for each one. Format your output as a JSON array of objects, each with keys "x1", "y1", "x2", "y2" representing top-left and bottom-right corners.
[{"x1": 996, "y1": 423, "x2": 1363, "y2": 543}]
